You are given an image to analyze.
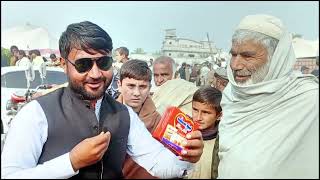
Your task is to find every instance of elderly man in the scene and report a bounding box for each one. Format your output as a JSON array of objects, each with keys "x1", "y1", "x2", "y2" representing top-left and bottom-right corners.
[
  {"x1": 213, "y1": 67, "x2": 229, "y2": 92},
  {"x1": 218, "y1": 14, "x2": 319, "y2": 178},
  {"x1": 152, "y1": 56, "x2": 198, "y2": 116},
  {"x1": 152, "y1": 56, "x2": 176, "y2": 87}
]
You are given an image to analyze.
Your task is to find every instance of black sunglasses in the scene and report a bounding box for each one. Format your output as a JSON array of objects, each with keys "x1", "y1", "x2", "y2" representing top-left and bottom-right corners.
[{"x1": 65, "y1": 56, "x2": 113, "y2": 73}]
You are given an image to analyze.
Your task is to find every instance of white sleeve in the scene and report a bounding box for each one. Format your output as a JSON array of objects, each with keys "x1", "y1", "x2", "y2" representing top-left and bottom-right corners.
[
  {"x1": 1, "y1": 101, "x2": 77, "y2": 179},
  {"x1": 125, "y1": 106, "x2": 194, "y2": 178}
]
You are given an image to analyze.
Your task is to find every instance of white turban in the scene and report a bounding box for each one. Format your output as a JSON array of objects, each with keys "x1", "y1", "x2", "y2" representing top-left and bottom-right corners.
[{"x1": 236, "y1": 14, "x2": 284, "y2": 40}]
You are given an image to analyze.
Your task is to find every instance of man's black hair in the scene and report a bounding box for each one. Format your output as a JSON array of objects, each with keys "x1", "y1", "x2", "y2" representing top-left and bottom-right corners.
[
  {"x1": 59, "y1": 21, "x2": 113, "y2": 59},
  {"x1": 10, "y1": 45, "x2": 18, "y2": 53},
  {"x1": 115, "y1": 47, "x2": 129, "y2": 57},
  {"x1": 50, "y1": 53, "x2": 56, "y2": 59}
]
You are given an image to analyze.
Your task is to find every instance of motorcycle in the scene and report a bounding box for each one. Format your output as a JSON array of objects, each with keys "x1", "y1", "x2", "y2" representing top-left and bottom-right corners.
[{"x1": 4, "y1": 63, "x2": 53, "y2": 129}]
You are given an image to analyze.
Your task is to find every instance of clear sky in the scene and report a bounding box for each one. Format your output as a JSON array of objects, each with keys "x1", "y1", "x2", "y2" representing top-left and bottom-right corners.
[{"x1": 1, "y1": 1, "x2": 319, "y2": 53}]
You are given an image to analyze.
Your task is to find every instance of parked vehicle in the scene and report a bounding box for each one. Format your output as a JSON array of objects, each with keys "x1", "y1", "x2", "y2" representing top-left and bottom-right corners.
[{"x1": 1, "y1": 65, "x2": 67, "y2": 135}]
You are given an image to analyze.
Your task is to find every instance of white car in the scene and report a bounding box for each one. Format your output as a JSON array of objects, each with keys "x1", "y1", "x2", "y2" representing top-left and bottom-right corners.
[{"x1": 1, "y1": 66, "x2": 67, "y2": 136}]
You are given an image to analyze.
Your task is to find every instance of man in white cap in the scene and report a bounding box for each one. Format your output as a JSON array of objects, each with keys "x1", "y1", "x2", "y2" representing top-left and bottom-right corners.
[
  {"x1": 152, "y1": 56, "x2": 199, "y2": 116},
  {"x1": 213, "y1": 67, "x2": 229, "y2": 92},
  {"x1": 218, "y1": 14, "x2": 319, "y2": 178}
]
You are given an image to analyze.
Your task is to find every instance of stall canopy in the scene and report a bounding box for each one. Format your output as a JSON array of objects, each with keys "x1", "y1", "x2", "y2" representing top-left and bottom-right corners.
[
  {"x1": 292, "y1": 37, "x2": 319, "y2": 58},
  {"x1": 1, "y1": 23, "x2": 59, "y2": 55}
]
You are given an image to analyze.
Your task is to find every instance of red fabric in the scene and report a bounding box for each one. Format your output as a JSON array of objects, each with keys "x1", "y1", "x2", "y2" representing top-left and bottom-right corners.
[{"x1": 122, "y1": 155, "x2": 158, "y2": 179}]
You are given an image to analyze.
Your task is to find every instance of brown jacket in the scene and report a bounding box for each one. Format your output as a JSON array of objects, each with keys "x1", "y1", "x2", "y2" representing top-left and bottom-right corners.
[{"x1": 117, "y1": 94, "x2": 161, "y2": 179}]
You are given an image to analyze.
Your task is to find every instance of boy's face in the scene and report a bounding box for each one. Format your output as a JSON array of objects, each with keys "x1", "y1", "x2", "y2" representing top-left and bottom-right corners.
[
  {"x1": 114, "y1": 51, "x2": 125, "y2": 63},
  {"x1": 118, "y1": 77, "x2": 151, "y2": 109},
  {"x1": 192, "y1": 101, "x2": 220, "y2": 130}
]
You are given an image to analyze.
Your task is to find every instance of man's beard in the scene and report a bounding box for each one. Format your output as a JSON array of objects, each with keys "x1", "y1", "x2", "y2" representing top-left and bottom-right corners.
[
  {"x1": 69, "y1": 77, "x2": 110, "y2": 100},
  {"x1": 234, "y1": 61, "x2": 270, "y2": 86}
]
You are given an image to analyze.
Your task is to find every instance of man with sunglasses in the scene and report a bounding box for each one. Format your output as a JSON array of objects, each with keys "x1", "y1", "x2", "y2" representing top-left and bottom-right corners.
[{"x1": 2, "y1": 21, "x2": 204, "y2": 179}]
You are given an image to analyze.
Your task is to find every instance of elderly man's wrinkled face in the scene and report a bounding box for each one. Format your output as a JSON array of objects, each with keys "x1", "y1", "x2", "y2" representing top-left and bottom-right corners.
[
  {"x1": 214, "y1": 75, "x2": 229, "y2": 92},
  {"x1": 153, "y1": 62, "x2": 173, "y2": 86},
  {"x1": 230, "y1": 40, "x2": 269, "y2": 85},
  {"x1": 62, "y1": 48, "x2": 113, "y2": 100}
]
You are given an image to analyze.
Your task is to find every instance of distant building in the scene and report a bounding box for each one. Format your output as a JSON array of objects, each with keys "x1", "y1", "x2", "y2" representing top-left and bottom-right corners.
[
  {"x1": 292, "y1": 37, "x2": 319, "y2": 73},
  {"x1": 130, "y1": 53, "x2": 155, "y2": 62},
  {"x1": 294, "y1": 58, "x2": 317, "y2": 74},
  {"x1": 161, "y1": 29, "x2": 219, "y2": 65}
]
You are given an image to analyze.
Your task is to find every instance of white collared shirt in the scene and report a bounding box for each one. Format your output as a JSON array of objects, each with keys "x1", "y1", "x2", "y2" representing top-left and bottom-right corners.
[
  {"x1": 16, "y1": 57, "x2": 31, "y2": 67},
  {"x1": 1, "y1": 98, "x2": 193, "y2": 179}
]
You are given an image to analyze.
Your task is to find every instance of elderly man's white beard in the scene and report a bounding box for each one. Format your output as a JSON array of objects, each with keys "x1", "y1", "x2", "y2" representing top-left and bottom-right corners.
[{"x1": 235, "y1": 61, "x2": 270, "y2": 86}]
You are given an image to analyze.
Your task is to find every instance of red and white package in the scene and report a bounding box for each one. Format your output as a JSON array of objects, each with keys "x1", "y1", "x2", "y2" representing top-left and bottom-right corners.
[{"x1": 152, "y1": 106, "x2": 199, "y2": 156}]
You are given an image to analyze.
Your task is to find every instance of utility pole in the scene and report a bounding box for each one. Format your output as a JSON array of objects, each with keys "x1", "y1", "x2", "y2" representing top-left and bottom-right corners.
[{"x1": 206, "y1": 32, "x2": 220, "y2": 66}]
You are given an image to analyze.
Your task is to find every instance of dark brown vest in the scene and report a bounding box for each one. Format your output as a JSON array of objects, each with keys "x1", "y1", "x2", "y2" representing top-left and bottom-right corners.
[{"x1": 36, "y1": 87, "x2": 130, "y2": 179}]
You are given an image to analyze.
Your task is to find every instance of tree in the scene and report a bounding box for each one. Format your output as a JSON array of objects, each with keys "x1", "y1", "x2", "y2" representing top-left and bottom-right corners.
[{"x1": 1, "y1": 47, "x2": 11, "y2": 67}]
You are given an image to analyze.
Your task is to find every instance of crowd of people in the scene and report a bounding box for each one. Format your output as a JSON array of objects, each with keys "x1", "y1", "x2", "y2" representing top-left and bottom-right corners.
[
  {"x1": 1, "y1": 14, "x2": 319, "y2": 179},
  {"x1": 176, "y1": 61, "x2": 214, "y2": 87},
  {"x1": 2, "y1": 45, "x2": 61, "y2": 68}
]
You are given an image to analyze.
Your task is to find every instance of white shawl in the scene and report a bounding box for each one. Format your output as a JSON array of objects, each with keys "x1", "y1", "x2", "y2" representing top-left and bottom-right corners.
[
  {"x1": 218, "y1": 20, "x2": 319, "y2": 178},
  {"x1": 152, "y1": 79, "x2": 199, "y2": 116}
]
